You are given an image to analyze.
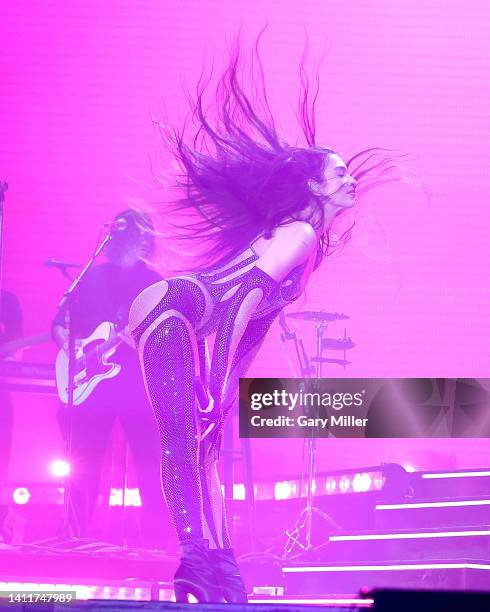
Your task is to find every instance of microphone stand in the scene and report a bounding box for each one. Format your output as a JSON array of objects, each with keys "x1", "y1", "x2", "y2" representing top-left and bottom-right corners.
[{"x1": 55, "y1": 231, "x2": 114, "y2": 540}]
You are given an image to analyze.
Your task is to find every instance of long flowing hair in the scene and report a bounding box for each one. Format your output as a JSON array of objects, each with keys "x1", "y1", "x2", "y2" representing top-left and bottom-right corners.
[{"x1": 153, "y1": 33, "x2": 418, "y2": 272}]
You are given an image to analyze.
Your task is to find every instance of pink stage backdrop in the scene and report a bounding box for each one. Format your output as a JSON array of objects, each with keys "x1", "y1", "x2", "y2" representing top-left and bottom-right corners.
[{"x1": 1, "y1": 1, "x2": 489, "y2": 482}]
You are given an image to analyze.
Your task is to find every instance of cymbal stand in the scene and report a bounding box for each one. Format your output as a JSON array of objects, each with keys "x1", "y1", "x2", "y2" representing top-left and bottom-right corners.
[
  {"x1": 279, "y1": 314, "x2": 333, "y2": 557},
  {"x1": 278, "y1": 311, "x2": 312, "y2": 378}
]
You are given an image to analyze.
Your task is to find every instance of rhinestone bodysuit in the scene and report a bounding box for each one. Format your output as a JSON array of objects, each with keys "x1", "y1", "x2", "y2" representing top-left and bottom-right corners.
[{"x1": 131, "y1": 243, "x2": 305, "y2": 546}]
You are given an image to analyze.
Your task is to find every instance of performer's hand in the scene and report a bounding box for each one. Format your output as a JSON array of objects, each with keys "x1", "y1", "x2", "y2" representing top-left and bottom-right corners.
[
  {"x1": 199, "y1": 418, "x2": 224, "y2": 466},
  {"x1": 198, "y1": 394, "x2": 226, "y2": 448}
]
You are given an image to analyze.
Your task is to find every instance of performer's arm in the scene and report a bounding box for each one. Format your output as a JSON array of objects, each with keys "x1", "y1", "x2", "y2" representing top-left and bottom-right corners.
[
  {"x1": 51, "y1": 268, "x2": 96, "y2": 351},
  {"x1": 52, "y1": 324, "x2": 68, "y2": 351},
  {"x1": 223, "y1": 307, "x2": 282, "y2": 410},
  {"x1": 202, "y1": 307, "x2": 281, "y2": 456}
]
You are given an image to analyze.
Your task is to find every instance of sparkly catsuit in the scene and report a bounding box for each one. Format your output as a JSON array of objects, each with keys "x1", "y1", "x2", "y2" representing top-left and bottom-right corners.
[{"x1": 131, "y1": 242, "x2": 305, "y2": 546}]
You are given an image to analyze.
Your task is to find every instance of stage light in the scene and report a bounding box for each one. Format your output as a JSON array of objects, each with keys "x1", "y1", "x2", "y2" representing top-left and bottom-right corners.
[
  {"x1": 306, "y1": 478, "x2": 317, "y2": 495},
  {"x1": 422, "y1": 470, "x2": 490, "y2": 479},
  {"x1": 330, "y1": 528, "x2": 490, "y2": 542},
  {"x1": 377, "y1": 499, "x2": 490, "y2": 510},
  {"x1": 134, "y1": 588, "x2": 145, "y2": 600},
  {"x1": 283, "y1": 562, "x2": 490, "y2": 572},
  {"x1": 403, "y1": 463, "x2": 416, "y2": 472},
  {"x1": 158, "y1": 588, "x2": 176, "y2": 602},
  {"x1": 109, "y1": 489, "x2": 122, "y2": 506},
  {"x1": 12, "y1": 487, "x2": 31, "y2": 505},
  {"x1": 0, "y1": 582, "x2": 151, "y2": 601},
  {"x1": 274, "y1": 481, "x2": 294, "y2": 500},
  {"x1": 108, "y1": 488, "x2": 141, "y2": 507},
  {"x1": 325, "y1": 477, "x2": 337, "y2": 494},
  {"x1": 353, "y1": 472, "x2": 372, "y2": 492},
  {"x1": 250, "y1": 598, "x2": 374, "y2": 606},
  {"x1": 339, "y1": 475, "x2": 351, "y2": 493},
  {"x1": 125, "y1": 488, "x2": 141, "y2": 507},
  {"x1": 257, "y1": 464, "x2": 407, "y2": 501},
  {"x1": 233, "y1": 483, "x2": 246, "y2": 500},
  {"x1": 372, "y1": 473, "x2": 385, "y2": 490},
  {"x1": 50, "y1": 460, "x2": 71, "y2": 477}
]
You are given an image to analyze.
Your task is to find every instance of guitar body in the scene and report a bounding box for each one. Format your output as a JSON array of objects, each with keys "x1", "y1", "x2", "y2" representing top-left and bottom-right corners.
[{"x1": 56, "y1": 321, "x2": 122, "y2": 406}]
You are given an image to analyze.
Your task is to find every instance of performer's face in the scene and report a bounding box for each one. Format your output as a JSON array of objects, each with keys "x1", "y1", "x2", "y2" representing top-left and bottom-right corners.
[
  {"x1": 119, "y1": 233, "x2": 153, "y2": 267},
  {"x1": 108, "y1": 216, "x2": 154, "y2": 268},
  {"x1": 317, "y1": 153, "x2": 357, "y2": 209}
]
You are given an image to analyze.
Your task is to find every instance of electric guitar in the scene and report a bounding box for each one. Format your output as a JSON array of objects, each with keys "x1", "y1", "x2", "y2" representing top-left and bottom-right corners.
[{"x1": 55, "y1": 321, "x2": 129, "y2": 405}]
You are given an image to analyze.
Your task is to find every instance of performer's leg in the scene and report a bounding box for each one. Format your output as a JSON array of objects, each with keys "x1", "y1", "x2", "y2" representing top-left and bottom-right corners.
[
  {"x1": 199, "y1": 452, "x2": 227, "y2": 548},
  {"x1": 199, "y1": 309, "x2": 280, "y2": 548},
  {"x1": 132, "y1": 283, "x2": 226, "y2": 602},
  {"x1": 197, "y1": 310, "x2": 281, "y2": 602},
  {"x1": 137, "y1": 310, "x2": 203, "y2": 541},
  {"x1": 194, "y1": 337, "x2": 227, "y2": 548}
]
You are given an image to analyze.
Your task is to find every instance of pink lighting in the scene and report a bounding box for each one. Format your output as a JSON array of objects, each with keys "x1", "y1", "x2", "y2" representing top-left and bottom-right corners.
[
  {"x1": 50, "y1": 460, "x2": 71, "y2": 478},
  {"x1": 0, "y1": 4, "x2": 487, "y2": 611},
  {"x1": 12, "y1": 487, "x2": 31, "y2": 505}
]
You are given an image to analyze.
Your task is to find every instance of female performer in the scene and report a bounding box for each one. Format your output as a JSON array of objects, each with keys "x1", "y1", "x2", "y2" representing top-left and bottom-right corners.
[{"x1": 129, "y1": 40, "x2": 392, "y2": 603}]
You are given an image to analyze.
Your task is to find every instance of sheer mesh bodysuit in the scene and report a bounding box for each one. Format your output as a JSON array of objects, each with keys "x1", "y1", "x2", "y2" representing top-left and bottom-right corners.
[{"x1": 131, "y1": 242, "x2": 306, "y2": 547}]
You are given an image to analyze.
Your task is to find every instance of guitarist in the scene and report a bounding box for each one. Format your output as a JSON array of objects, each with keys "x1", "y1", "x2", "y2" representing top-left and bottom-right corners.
[{"x1": 51, "y1": 209, "x2": 166, "y2": 546}]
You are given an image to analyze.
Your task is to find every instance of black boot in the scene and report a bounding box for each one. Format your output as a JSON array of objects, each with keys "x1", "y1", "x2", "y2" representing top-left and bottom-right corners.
[
  {"x1": 209, "y1": 547, "x2": 248, "y2": 603},
  {"x1": 173, "y1": 538, "x2": 224, "y2": 603}
]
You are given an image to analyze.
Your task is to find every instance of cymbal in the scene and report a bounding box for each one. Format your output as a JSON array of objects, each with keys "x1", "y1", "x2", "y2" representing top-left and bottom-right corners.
[
  {"x1": 286, "y1": 311, "x2": 350, "y2": 322},
  {"x1": 322, "y1": 338, "x2": 356, "y2": 351},
  {"x1": 310, "y1": 357, "x2": 352, "y2": 366}
]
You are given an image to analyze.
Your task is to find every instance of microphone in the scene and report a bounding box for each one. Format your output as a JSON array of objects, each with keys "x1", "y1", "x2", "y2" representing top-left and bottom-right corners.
[
  {"x1": 103, "y1": 218, "x2": 128, "y2": 232},
  {"x1": 45, "y1": 259, "x2": 81, "y2": 270}
]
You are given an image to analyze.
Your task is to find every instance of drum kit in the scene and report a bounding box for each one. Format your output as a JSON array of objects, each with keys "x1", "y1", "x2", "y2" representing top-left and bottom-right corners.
[
  {"x1": 281, "y1": 309, "x2": 355, "y2": 376},
  {"x1": 279, "y1": 308, "x2": 355, "y2": 557}
]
